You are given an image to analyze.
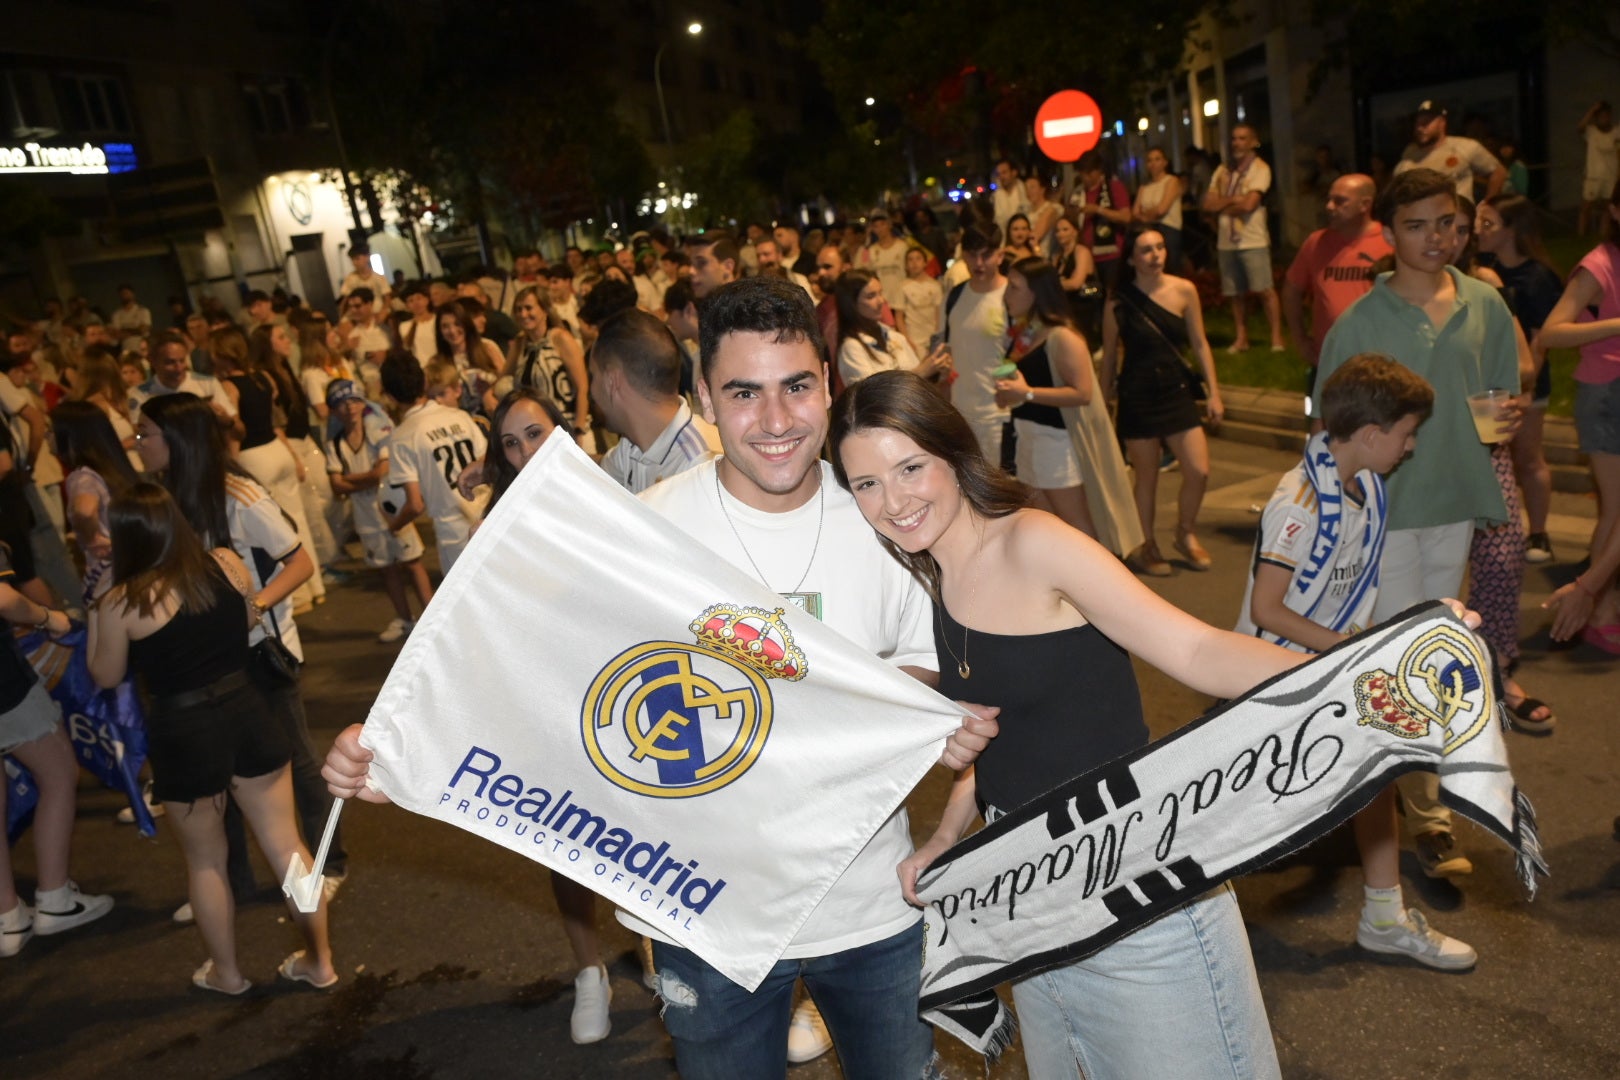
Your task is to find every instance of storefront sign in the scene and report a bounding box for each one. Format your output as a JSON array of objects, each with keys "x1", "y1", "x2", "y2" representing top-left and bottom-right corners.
[{"x1": 0, "y1": 142, "x2": 137, "y2": 175}]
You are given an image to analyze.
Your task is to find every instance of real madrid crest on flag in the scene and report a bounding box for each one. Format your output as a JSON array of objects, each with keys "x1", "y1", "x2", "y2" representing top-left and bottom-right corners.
[
  {"x1": 354, "y1": 432, "x2": 967, "y2": 990},
  {"x1": 583, "y1": 605, "x2": 805, "y2": 799}
]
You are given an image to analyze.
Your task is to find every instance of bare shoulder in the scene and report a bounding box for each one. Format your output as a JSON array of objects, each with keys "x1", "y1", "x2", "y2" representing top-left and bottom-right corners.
[{"x1": 1004, "y1": 507, "x2": 1095, "y2": 563}]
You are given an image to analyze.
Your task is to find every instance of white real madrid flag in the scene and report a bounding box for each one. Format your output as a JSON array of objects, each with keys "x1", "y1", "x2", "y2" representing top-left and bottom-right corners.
[{"x1": 358, "y1": 431, "x2": 965, "y2": 990}]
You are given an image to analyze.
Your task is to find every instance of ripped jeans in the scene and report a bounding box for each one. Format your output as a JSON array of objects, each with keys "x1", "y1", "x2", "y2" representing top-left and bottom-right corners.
[{"x1": 653, "y1": 922, "x2": 938, "y2": 1080}]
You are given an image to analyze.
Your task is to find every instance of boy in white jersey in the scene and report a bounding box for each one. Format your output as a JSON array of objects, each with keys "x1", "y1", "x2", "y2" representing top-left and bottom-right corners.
[
  {"x1": 1236, "y1": 355, "x2": 1473, "y2": 971},
  {"x1": 379, "y1": 352, "x2": 488, "y2": 575},
  {"x1": 324, "y1": 380, "x2": 433, "y2": 642}
]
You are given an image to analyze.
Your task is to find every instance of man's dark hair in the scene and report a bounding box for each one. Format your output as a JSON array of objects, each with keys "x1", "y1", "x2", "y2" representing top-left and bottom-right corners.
[
  {"x1": 380, "y1": 350, "x2": 426, "y2": 404},
  {"x1": 959, "y1": 221, "x2": 1003, "y2": 254},
  {"x1": 593, "y1": 309, "x2": 682, "y2": 397},
  {"x1": 350, "y1": 286, "x2": 375, "y2": 306},
  {"x1": 565, "y1": 245, "x2": 584, "y2": 258},
  {"x1": 660, "y1": 249, "x2": 690, "y2": 269},
  {"x1": 687, "y1": 229, "x2": 739, "y2": 270},
  {"x1": 578, "y1": 279, "x2": 638, "y2": 328},
  {"x1": 1320, "y1": 353, "x2": 1435, "y2": 441},
  {"x1": 664, "y1": 278, "x2": 696, "y2": 315},
  {"x1": 1076, "y1": 150, "x2": 1107, "y2": 175},
  {"x1": 648, "y1": 227, "x2": 674, "y2": 249},
  {"x1": 400, "y1": 282, "x2": 428, "y2": 300},
  {"x1": 152, "y1": 329, "x2": 190, "y2": 353},
  {"x1": 1373, "y1": 167, "x2": 1457, "y2": 226},
  {"x1": 696, "y1": 276, "x2": 824, "y2": 382},
  {"x1": 543, "y1": 265, "x2": 573, "y2": 281},
  {"x1": 994, "y1": 157, "x2": 1019, "y2": 175},
  {"x1": 118, "y1": 283, "x2": 134, "y2": 292},
  {"x1": 246, "y1": 290, "x2": 271, "y2": 306}
]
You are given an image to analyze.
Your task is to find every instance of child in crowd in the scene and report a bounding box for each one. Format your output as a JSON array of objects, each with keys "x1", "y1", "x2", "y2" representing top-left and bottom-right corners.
[
  {"x1": 379, "y1": 352, "x2": 488, "y2": 575},
  {"x1": 324, "y1": 380, "x2": 433, "y2": 643},
  {"x1": 1237, "y1": 353, "x2": 1474, "y2": 970}
]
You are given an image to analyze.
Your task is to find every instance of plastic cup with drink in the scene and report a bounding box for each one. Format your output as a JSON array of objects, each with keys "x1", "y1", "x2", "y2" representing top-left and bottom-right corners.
[{"x1": 1466, "y1": 388, "x2": 1514, "y2": 444}]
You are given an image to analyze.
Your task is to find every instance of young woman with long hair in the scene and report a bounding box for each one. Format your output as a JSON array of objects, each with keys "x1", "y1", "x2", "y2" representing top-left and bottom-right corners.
[
  {"x1": 86, "y1": 481, "x2": 336, "y2": 993},
  {"x1": 1052, "y1": 210, "x2": 1102, "y2": 343},
  {"x1": 72, "y1": 346, "x2": 143, "y2": 471},
  {"x1": 829, "y1": 369, "x2": 1294, "y2": 1079},
  {"x1": 1101, "y1": 225, "x2": 1223, "y2": 576},
  {"x1": 834, "y1": 269, "x2": 950, "y2": 389},
  {"x1": 51, "y1": 400, "x2": 140, "y2": 602},
  {"x1": 252, "y1": 324, "x2": 339, "y2": 582},
  {"x1": 136, "y1": 393, "x2": 348, "y2": 909},
  {"x1": 504, "y1": 286, "x2": 588, "y2": 430},
  {"x1": 1133, "y1": 147, "x2": 1186, "y2": 273},
  {"x1": 436, "y1": 300, "x2": 506, "y2": 417}
]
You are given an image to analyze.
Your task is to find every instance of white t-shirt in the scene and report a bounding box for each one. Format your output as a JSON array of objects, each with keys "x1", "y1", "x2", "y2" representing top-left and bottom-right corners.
[
  {"x1": 224, "y1": 473, "x2": 304, "y2": 661},
  {"x1": 401, "y1": 318, "x2": 439, "y2": 364},
  {"x1": 108, "y1": 304, "x2": 153, "y2": 334},
  {"x1": 992, "y1": 184, "x2": 1031, "y2": 235},
  {"x1": 386, "y1": 400, "x2": 488, "y2": 553},
  {"x1": 1209, "y1": 157, "x2": 1272, "y2": 250},
  {"x1": 128, "y1": 373, "x2": 238, "y2": 423},
  {"x1": 939, "y1": 280, "x2": 1009, "y2": 429},
  {"x1": 340, "y1": 269, "x2": 392, "y2": 310},
  {"x1": 0, "y1": 379, "x2": 63, "y2": 486},
  {"x1": 861, "y1": 241, "x2": 910, "y2": 314},
  {"x1": 898, "y1": 276, "x2": 943, "y2": 356},
  {"x1": 349, "y1": 323, "x2": 391, "y2": 359},
  {"x1": 617, "y1": 459, "x2": 936, "y2": 957},
  {"x1": 325, "y1": 424, "x2": 389, "y2": 532},
  {"x1": 599, "y1": 399, "x2": 719, "y2": 494},
  {"x1": 633, "y1": 274, "x2": 663, "y2": 313},
  {"x1": 838, "y1": 329, "x2": 922, "y2": 388},
  {"x1": 1586, "y1": 125, "x2": 1620, "y2": 183},
  {"x1": 1233, "y1": 465, "x2": 1377, "y2": 649},
  {"x1": 1394, "y1": 136, "x2": 1501, "y2": 199}
]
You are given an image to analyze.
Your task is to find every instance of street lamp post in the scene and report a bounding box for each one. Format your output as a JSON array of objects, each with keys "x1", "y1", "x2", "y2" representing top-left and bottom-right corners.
[{"x1": 654, "y1": 21, "x2": 703, "y2": 150}]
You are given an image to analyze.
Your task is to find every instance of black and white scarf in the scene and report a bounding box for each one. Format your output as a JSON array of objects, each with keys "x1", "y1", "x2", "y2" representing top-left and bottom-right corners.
[{"x1": 916, "y1": 601, "x2": 1546, "y2": 1057}]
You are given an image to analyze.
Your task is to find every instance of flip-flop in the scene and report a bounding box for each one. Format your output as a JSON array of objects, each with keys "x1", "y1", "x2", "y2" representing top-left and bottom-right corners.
[
  {"x1": 192, "y1": 959, "x2": 251, "y2": 996},
  {"x1": 278, "y1": 950, "x2": 339, "y2": 990}
]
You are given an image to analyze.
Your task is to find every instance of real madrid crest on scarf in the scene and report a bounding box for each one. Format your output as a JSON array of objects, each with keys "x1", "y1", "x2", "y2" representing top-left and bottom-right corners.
[{"x1": 916, "y1": 602, "x2": 1546, "y2": 1057}]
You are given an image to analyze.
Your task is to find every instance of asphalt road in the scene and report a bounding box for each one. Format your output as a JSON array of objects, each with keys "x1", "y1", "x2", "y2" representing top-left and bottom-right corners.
[{"x1": 3, "y1": 436, "x2": 1616, "y2": 1080}]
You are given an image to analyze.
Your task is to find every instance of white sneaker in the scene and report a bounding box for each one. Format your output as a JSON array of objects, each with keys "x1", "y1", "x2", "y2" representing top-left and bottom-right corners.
[
  {"x1": 1357, "y1": 908, "x2": 1477, "y2": 971},
  {"x1": 1, "y1": 902, "x2": 33, "y2": 958},
  {"x1": 32, "y1": 882, "x2": 114, "y2": 936},
  {"x1": 377, "y1": 617, "x2": 414, "y2": 643},
  {"x1": 173, "y1": 901, "x2": 194, "y2": 924},
  {"x1": 786, "y1": 998, "x2": 832, "y2": 1063},
  {"x1": 116, "y1": 780, "x2": 165, "y2": 824},
  {"x1": 570, "y1": 964, "x2": 612, "y2": 1044}
]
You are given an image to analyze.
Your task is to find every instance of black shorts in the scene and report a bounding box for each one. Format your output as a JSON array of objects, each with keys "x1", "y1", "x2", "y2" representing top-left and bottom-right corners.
[
  {"x1": 0, "y1": 490, "x2": 37, "y2": 583},
  {"x1": 147, "y1": 678, "x2": 292, "y2": 804}
]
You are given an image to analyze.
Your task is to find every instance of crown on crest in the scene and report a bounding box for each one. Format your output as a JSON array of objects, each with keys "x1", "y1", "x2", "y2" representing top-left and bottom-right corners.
[{"x1": 690, "y1": 604, "x2": 808, "y2": 682}]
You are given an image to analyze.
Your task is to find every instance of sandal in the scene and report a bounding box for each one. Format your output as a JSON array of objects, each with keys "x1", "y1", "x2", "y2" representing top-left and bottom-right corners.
[
  {"x1": 278, "y1": 949, "x2": 339, "y2": 990},
  {"x1": 192, "y1": 959, "x2": 251, "y2": 996},
  {"x1": 1125, "y1": 543, "x2": 1173, "y2": 578},
  {"x1": 1173, "y1": 532, "x2": 1213, "y2": 571},
  {"x1": 1502, "y1": 691, "x2": 1556, "y2": 735}
]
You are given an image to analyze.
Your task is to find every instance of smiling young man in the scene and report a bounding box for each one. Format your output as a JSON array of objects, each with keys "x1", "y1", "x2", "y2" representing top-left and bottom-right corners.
[
  {"x1": 1312, "y1": 167, "x2": 1526, "y2": 883},
  {"x1": 618, "y1": 276, "x2": 996, "y2": 1077}
]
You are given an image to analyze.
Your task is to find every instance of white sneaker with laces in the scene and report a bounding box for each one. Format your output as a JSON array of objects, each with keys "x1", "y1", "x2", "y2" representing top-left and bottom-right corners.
[
  {"x1": 32, "y1": 882, "x2": 114, "y2": 936},
  {"x1": 377, "y1": 617, "x2": 414, "y2": 644},
  {"x1": 1, "y1": 902, "x2": 33, "y2": 958},
  {"x1": 786, "y1": 998, "x2": 833, "y2": 1063},
  {"x1": 1357, "y1": 908, "x2": 1477, "y2": 970},
  {"x1": 570, "y1": 964, "x2": 612, "y2": 1044}
]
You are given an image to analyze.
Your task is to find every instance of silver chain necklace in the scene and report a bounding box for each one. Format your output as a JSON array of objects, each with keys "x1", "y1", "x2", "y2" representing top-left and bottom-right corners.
[{"x1": 715, "y1": 465, "x2": 825, "y2": 594}]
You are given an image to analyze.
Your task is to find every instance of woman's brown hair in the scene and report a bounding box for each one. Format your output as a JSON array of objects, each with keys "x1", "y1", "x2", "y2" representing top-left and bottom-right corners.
[
  {"x1": 830, "y1": 369, "x2": 1027, "y2": 596},
  {"x1": 107, "y1": 481, "x2": 221, "y2": 618}
]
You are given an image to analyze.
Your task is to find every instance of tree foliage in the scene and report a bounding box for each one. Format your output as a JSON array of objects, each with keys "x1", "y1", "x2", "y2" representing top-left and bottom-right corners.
[
  {"x1": 321, "y1": 0, "x2": 652, "y2": 244},
  {"x1": 809, "y1": 0, "x2": 1222, "y2": 171}
]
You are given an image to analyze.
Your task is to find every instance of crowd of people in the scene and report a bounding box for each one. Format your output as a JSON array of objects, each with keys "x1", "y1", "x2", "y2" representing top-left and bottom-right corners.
[{"x1": 3, "y1": 96, "x2": 1619, "y2": 1076}]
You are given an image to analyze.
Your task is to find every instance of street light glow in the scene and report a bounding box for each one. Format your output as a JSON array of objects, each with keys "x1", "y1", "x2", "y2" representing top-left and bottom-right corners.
[
  {"x1": 687, "y1": 21, "x2": 702, "y2": 35},
  {"x1": 1137, "y1": 117, "x2": 1150, "y2": 131},
  {"x1": 864, "y1": 97, "x2": 875, "y2": 106},
  {"x1": 1203, "y1": 99, "x2": 1220, "y2": 117}
]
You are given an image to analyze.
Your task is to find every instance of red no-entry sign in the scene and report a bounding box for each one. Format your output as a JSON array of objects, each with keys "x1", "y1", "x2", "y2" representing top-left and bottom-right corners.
[{"x1": 1034, "y1": 90, "x2": 1103, "y2": 162}]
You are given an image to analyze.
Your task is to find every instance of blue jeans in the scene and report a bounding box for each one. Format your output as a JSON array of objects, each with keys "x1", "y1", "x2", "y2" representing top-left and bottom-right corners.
[
  {"x1": 1010, "y1": 884, "x2": 1280, "y2": 1080},
  {"x1": 653, "y1": 922, "x2": 938, "y2": 1080}
]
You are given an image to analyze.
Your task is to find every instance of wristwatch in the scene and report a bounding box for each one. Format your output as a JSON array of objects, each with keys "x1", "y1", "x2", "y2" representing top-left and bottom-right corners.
[{"x1": 1024, "y1": 390, "x2": 1035, "y2": 403}]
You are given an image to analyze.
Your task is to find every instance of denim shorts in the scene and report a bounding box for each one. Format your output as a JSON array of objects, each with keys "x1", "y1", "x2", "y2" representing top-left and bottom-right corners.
[
  {"x1": 0, "y1": 682, "x2": 60, "y2": 755},
  {"x1": 1574, "y1": 378, "x2": 1620, "y2": 456},
  {"x1": 1218, "y1": 247, "x2": 1274, "y2": 296}
]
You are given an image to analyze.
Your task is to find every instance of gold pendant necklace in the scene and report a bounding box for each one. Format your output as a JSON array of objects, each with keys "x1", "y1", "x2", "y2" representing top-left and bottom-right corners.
[{"x1": 936, "y1": 527, "x2": 985, "y2": 680}]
